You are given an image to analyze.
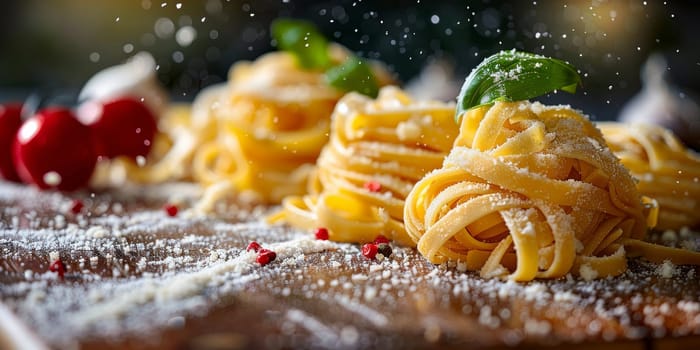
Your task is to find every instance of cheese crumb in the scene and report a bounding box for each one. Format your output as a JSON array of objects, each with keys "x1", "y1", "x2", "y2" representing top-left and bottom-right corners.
[
  {"x1": 656, "y1": 260, "x2": 676, "y2": 278},
  {"x1": 456, "y1": 260, "x2": 467, "y2": 272},
  {"x1": 579, "y1": 264, "x2": 598, "y2": 281},
  {"x1": 86, "y1": 225, "x2": 108, "y2": 238},
  {"x1": 396, "y1": 120, "x2": 422, "y2": 141}
]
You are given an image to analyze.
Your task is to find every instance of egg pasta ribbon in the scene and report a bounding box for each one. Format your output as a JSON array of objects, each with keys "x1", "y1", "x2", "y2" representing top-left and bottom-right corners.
[
  {"x1": 599, "y1": 122, "x2": 700, "y2": 230},
  {"x1": 405, "y1": 101, "x2": 700, "y2": 281},
  {"x1": 106, "y1": 45, "x2": 391, "y2": 209},
  {"x1": 103, "y1": 51, "x2": 338, "y2": 204},
  {"x1": 189, "y1": 50, "x2": 343, "y2": 205},
  {"x1": 269, "y1": 87, "x2": 458, "y2": 245}
]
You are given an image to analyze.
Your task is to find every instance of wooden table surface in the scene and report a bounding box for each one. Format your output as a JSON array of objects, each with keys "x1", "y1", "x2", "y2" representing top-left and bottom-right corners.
[{"x1": 1, "y1": 180, "x2": 699, "y2": 349}]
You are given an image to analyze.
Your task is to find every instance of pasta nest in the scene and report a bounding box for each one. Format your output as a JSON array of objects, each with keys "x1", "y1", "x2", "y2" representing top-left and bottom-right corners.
[
  {"x1": 102, "y1": 46, "x2": 394, "y2": 207},
  {"x1": 599, "y1": 122, "x2": 700, "y2": 230},
  {"x1": 189, "y1": 50, "x2": 344, "y2": 204},
  {"x1": 404, "y1": 101, "x2": 652, "y2": 281},
  {"x1": 272, "y1": 87, "x2": 458, "y2": 244},
  {"x1": 97, "y1": 51, "x2": 341, "y2": 201}
]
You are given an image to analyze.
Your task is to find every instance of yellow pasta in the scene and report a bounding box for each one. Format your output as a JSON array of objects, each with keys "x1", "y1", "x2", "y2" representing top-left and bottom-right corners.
[
  {"x1": 404, "y1": 101, "x2": 700, "y2": 281},
  {"x1": 98, "y1": 45, "x2": 392, "y2": 209},
  {"x1": 270, "y1": 87, "x2": 459, "y2": 245},
  {"x1": 189, "y1": 50, "x2": 341, "y2": 205},
  {"x1": 599, "y1": 122, "x2": 700, "y2": 230}
]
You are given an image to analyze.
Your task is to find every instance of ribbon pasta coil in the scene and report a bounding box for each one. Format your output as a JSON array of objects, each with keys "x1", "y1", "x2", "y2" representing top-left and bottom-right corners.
[
  {"x1": 271, "y1": 87, "x2": 459, "y2": 245},
  {"x1": 111, "y1": 47, "x2": 392, "y2": 209},
  {"x1": 599, "y1": 122, "x2": 700, "y2": 230},
  {"x1": 403, "y1": 101, "x2": 700, "y2": 281},
  {"x1": 101, "y1": 51, "x2": 340, "y2": 203},
  {"x1": 190, "y1": 51, "x2": 344, "y2": 204}
]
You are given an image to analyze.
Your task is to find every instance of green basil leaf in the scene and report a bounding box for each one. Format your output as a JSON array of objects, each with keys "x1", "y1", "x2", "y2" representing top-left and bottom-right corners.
[
  {"x1": 271, "y1": 18, "x2": 331, "y2": 69},
  {"x1": 455, "y1": 50, "x2": 582, "y2": 122},
  {"x1": 271, "y1": 18, "x2": 380, "y2": 97},
  {"x1": 325, "y1": 56, "x2": 379, "y2": 98}
]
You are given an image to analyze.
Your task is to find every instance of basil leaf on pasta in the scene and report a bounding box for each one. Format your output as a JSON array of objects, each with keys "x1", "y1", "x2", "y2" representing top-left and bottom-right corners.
[
  {"x1": 271, "y1": 18, "x2": 331, "y2": 69},
  {"x1": 456, "y1": 50, "x2": 581, "y2": 122},
  {"x1": 325, "y1": 56, "x2": 379, "y2": 98},
  {"x1": 271, "y1": 19, "x2": 380, "y2": 97}
]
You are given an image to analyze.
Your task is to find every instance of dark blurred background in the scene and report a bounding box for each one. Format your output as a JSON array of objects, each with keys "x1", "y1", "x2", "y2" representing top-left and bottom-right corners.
[{"x1": 0, "y1": 0, "x2": 698, "y2": 121}]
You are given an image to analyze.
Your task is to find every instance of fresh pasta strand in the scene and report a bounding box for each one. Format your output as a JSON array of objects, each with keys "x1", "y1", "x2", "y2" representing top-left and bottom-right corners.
[
  {"x1": 404, "y1": 101, "x2": 700, "y2": 281},
  {"x1": 269, "y1": 87, "x2": 459, "y2": 245},
  {"x1": 599, "y1": 122, "x2": 700, "y2": 230}
]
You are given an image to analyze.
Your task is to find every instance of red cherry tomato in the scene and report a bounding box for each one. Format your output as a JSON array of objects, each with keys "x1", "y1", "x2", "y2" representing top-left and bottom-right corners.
[
  {"x1": 13, "y1": 108, "x2": 98, "y2": 191},
  {"x1": 78, "y1": 97, "x2": 157, "y2": 160}
]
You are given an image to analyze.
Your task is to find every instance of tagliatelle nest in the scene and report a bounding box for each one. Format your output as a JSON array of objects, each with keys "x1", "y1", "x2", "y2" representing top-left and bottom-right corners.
[{"x1": 404, "y1": 101, "x2": 700, "y2": 281}]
